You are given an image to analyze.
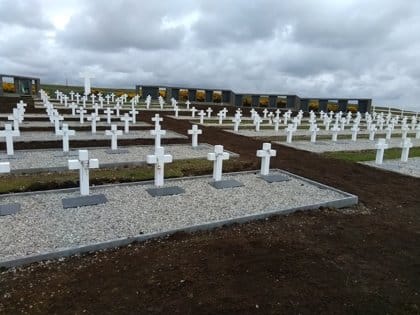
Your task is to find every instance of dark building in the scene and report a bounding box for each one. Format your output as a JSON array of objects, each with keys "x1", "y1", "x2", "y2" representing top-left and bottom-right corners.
[{"x1": 0, "y1": 74, "x2": 41, "y2": 97}]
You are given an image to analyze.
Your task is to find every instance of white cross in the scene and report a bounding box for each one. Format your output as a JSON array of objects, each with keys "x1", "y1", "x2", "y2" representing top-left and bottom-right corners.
[
  {"x1": 55, "y1": 90, "x2": 60, "y2": 100},
  {"x1": 8, "y1": 108, "x2": 21, "y2": 131},
  {"x1": 368, "y1": 124, "x2": 377, "y2": 141},
  {"x1": 206, "y1": 107, "x2": 213, "y2": 118},
  {"x1": 0, "y1": 124, "x2": 20, "y2": 155},
  {"x1": 262, "y1": 108, "x2": 268, "y2": 119},
  {"x1": 87, "y1": 113, "x2": 100, "y2": 134},
  {"x1": 114, "y1": 102, "x2": 122, "y2": 117},
  {"x1": 351, "y1": 124, "x2": 360, "y2": 141},
  {"x1": 80, "y1": 72, "x2": 95, "y2": 96},
  {"x1": 256, "y1": 143, "x2": 276, "y2": 175},
  {"x1": 69, "y1": 91, "x2": 75, "y2": 101},
  {"x1": 207, "y1": 145, "x2": 230, "y2": 181},
  {"x1": 174, "y1": 105, "x2": 179, "y2": 118},
  {"x1": 385, "y1": 125, "x2": 393, "y2": 140},
  {"x1": 120, "y1": 113, "x2": 133, "y2": 133},
  {"x1": 150, "y1": 124, "x2": 166, "y2": 148},
  {"x1": 324, "y1": 117, "x2": 331, "y2": 131},
  {"x1": 310, "y1": 124, "x2": 320, "y2": 143},
  {"x1": 375, "y1": 138, "x2": 388, "y2": 165},
  {"x1": 105, "y1": 94, "x2": 111, "y2": 105},
  {"x1": 82, "y1": 96, "x2": 87, "y2": 107},
  {"x1": 129, "y1": 108, "x2": 139, "y2": 124},
  {"x1": 401, "y1": 124, "x2": 410, "y2": 139},
  {"x1": 185, "y1": 100, "x2": 191, "y2": 110},
  {"x1": 75, "y1": 93, "x2": 80, "y2": 104},
  {"x1": 68, "y1": 150, "x2": 99, "y2": 196},
  {"x1": 273, "y1": 117, "x2": 281, "y2": 132},
  {"x1": 340, "y1": 117, "x2": 347, "y2": 131},
  {"x1": 56, "y1": 123, "x2": 76, "y2": 152},
  {"x1": 152, "y1": 114, "x2": 163, "y2": 129},
  {"x1": 331, "y1": 124, "x2": 340, "y2": 142},
  {"x1": 69, "y1": 102, "x2": 78, "y2": 116},
  {"x1": 232, "y1": 113, "x2": 242, "y2": 132},
  {"x1": 105, "y1": 124, "x2": 123, "y2": 150},
  {"x1": 191, "y1": 107, "x2": 197, "y2": 118},
  {"x1": 217, "y1": 111, "x2": 224, "y2": 125},
  {"x1": 92, "y1": 102, "x2": 100, "y2": 115},
  {"x1": 76, "y1": 107, "x2": 87, "y2": 124},
  {"x1": 110, "y1": 93, "x2": 115, "y2": 102},
  {"x1": 104, "y1": 107, "x2": 114, "y2": 124},
  {"x1": 285, "y1": 124, "x2": 295, "y2": 143},
  {"x1": 146, "y1": 146, "x2": 173, "y2": 187},
  {"x1": 188, "y1": 124, "x2": 202, "y2": 148},
  {"x1": 145, "y1": 96, "x2": 151, "y2": 109},
  {"x1": 198, "y1": 110, "x2": 205, "y2": 124},
  {"x1": 400, "y1": 138, "x2": 413, "y2": 162},
  {"x1": 63, "y1": 95, "x2": 68, "y2": 107},
  {"x1": 254, "y1": 115, "x2": 263, "y2": 132},
  {"x1": 51, "y1": 112, "x2": 64, "y2": 135}
]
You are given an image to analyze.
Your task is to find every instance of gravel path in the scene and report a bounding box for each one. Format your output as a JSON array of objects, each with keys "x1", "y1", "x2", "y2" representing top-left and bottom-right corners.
[
  {"x1": 273, "y1": 138, "x2": 420, "y2": 153},
  {"x1": 362, "y1": 157, "x2": 420, "y2": 178},
  {"x1": 0, "y1": 130, "x2": 186, "y2": 142},
  {"x1": 0, "y1": 144, "x2": 218, "y2": 171},
  {"x1": 0, "y1": 171, "x2": 349, "y2": 261}
]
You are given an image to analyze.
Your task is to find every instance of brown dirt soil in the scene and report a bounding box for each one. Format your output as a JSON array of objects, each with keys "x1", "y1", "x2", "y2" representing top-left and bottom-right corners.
[{"x1": 1, "y1": 111, "x2": 420, "y2": 314}]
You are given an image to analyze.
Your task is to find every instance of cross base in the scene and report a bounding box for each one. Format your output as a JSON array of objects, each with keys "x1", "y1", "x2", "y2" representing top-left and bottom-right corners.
[
  {"x1": 146, "y1": 186, "x2": 185, "y2": 197},
  {"x1": 0, "y1": 153, "x2": 24, "y2": 160},
  {"x1": 62, "y1": 194, "x2": 108, "y2": 209},
  {"x1": 104, "y1": 148, "x2": 129, "y2": 154},
  {"x1": 54, "y1": 151, "x2": 79, "y2": 157},
  {"x1": 209, "y1": 179, "x2": 244, "y2": 189},
  {"x1": 260, "y1": 174, "x2": 290, "y2": 183},
  {"x1": 0, "y1": 203, "x2": 21, "y2": 216}
]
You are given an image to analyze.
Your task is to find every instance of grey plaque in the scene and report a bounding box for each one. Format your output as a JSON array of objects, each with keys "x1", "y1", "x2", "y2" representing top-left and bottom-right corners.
[
  {"x1": 209, "y1": 179, "x2": 244, "y2": 189},
  {"x1": 62, "y1": 194, "x2": 108, "y2": 209},
  {"x1": 0, "y1": 203, "x2": 21, "y2": 216},
  {"x1": 54, "y1": 151, "x2": 78, "y2": 157},
  {"x1": 104, "y1": 148, "x2": 130, "y2": 154},
  {"x1": 146, "y1": 186, "x2": 185, "y2": 197},
  {"x1": 260, "y1": 174, "x2": 290, "y2": 183}
]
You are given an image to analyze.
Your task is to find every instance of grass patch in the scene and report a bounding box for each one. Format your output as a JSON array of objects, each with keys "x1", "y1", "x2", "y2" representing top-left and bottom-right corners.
[
  {"x1": 322, "y1": 147, "x2": 420, "y2": 162},
  {"x1": 0, "y1": 158, "x2": 253, "y2": 194}
]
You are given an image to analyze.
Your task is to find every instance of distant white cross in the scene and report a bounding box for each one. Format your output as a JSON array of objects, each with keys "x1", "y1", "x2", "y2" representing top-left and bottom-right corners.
[
  {"x1": 120, "y1": 113, "x2": 133, "y2": 134},
  {"x1": 191, "y1": 107, "x2": 197, "y2": 118},
  {"x1": 188, "y1": 124, "x2": 202, "y2": 148},
  {"x1": 104, "y1": 107, "x2": 114, "y2": 124},
  {"x1": 206, "y1": 107, "x2": 213, "y2": 118},
  {"x1": 198, "y1": 110, "x2": 205, "y2": 124},
  {"x1": 76, "y1": 107, "x2": 87, "y2": 124},
  {"x1": 87, "y1": 113, "x2": 100, "y2": 134},
  {"x1": 80, "y1": 72, "x2": 95, "y2": 96},
  {"x1": 331, "y1": 124, "x2": 341, "y2": 142}
]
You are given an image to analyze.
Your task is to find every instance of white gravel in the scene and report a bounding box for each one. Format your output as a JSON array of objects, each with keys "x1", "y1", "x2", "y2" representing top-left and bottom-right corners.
[
  {"x1": 273, "y1": 138, "x2": 420, "y2": 153},
  {"x1": 362, "y1": 157, "x2": 420, "y2": 178},
  {"x1": 0, "y1": 130, "x2": 186, "y2": 142},
  {"x1": 0, "y1": 144, "x2": 221, "y2": 172},
  {"x1": 0, "y1": 171, "x2": 349, "y2": 262}
]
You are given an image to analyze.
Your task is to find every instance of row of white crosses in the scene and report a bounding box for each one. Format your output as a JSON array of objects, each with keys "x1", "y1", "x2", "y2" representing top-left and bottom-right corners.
[
  {"x1": 0, "y1": 100, "x2": 26, "y2": 156},
  {"x1": 375, "y1": 137, "x2": 414, "y2": 164}
]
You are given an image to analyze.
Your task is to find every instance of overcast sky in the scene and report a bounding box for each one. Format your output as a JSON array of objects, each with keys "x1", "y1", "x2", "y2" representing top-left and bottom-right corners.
[{"x1": 0, "y1": 0, "x2": 419, "y2": 110}]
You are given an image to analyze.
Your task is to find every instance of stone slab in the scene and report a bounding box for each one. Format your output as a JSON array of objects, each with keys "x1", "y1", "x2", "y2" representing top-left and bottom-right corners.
[
  {"x1": 54, "y1": 151, "x2": 79, "y2": 157},
  {"x1": 62, "y1": 194, "x2": 108, "y2": 209},
  {"x1": 104, "y1": 148, "x2": 130, "y2": 154},
  {"x1": 260, "y1": 174, "x2": 290, "y2": 183},
  {"x1": 146, "y1": 186, "x2": 185, "y2": 197},
  {"x1": 0, "y1": 203, "x2": 21, "y2": 216},
  {"x1": 209, "y1": 179, "x2": 244, "y2": 189}
]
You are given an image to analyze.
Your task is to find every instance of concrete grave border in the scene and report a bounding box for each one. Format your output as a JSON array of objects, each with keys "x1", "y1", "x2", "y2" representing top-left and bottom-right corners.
[{"x1": 0, "y1": 169, "x2": 357, "y2": 268}]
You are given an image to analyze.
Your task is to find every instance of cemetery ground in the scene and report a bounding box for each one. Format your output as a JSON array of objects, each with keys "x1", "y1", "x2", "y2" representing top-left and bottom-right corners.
[
  {"x1": 1, "y1": 112, "x2": 420, "y2": 314},
  {"x1": 0, "y1": 93, "x2": 419, "y2": 314}
]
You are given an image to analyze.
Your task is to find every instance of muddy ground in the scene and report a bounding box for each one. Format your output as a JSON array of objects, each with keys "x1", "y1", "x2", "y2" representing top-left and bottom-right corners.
[{"x1": 0, "y1": 110, "x2": 420, "y2": 314}]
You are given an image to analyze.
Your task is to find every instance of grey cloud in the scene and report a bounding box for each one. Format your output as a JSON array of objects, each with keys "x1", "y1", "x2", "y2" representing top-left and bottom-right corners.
[{"x1": 0, "y1": 0, "x2": 52, "y2": 29}]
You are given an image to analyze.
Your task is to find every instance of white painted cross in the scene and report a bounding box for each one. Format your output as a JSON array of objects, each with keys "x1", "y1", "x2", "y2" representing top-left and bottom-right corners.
[
  {"x1": 87, "y1": 113, "x2": 100, "y2": 134},
  {"x1": 375, "y1": 138, "x2": 388, "y2": 165},
  {"x1": 206, "y1": 107, "x2": 213, "y2": 118},
  {"x1": 207, "y1": 145, "x2": 230, "y2": 181},
  {"x1": 385, "y1": 125, "x2": 393, "y2": 140},
  {"x1": 256, "y1": 142, "x2": 276, "y2": 175},
  {"x1": 351, "y1": 124, "x2": 360, "y2": 141},
  {"x1": 51, "y1": 112, "x2": 64, "y2": 135},
  {"x1": 69, "y1": 102, "x2": 78, "y2": 116},
  {"x1": 104, "y1": 107, "x2": 114, "y2": 124},
  {"x1": 198, "y1": 110, "x2": 205, "y2": 124},
  {"x1": 76, "y1": 107, "x2": 87, "y2": 124},
  {"x1": 55, "y1": 90, "x2": 60, "y2": 100},
  {"x1": 262, "y1": 108, "x2": 268, "y2": 119},
  {"x1": 120, "y1": 113, "x2": 133, "y2": 133},
  {"x1": 92, "y1": 102, "x2": 100, "y2": 116},
  {"x1": 146, "y1": 146, "x2": 173, "y2": 187},
  {"x1": 114, "y1": 102, "x2": 122, "y2": 117},
  {"x1": 416, "y1": 124, "x2": 420, "y2": 139},
  {"x1": 400, "y1": 138, "x2": 413, "y2": 162},
  {"x1": 150, "y1": 124, "x2": 166, "y2": 148},
  {"x1": 273, "y1": 116, "x2": 281, "y2": 132},
  {"x1": 185, "y1": 100, "x2": 191, "y2": 110},
  {"x1": 0, "y1": 124, "x2": 20, "y2": 155},
  {"x1": 105, "y1": 94, "x2": 111, "y2": 105},
  {"x1": 188, "y1": 124, "x2": 202, "y2": 148},
  {"x1": 174, "y1": 105, "x2": 179, "y2": 118},
  {"x1": 152, "y1": 113, "x2": 163, "y2": 129},
  {"x1": 69, "y1": 91, "x2": 75, "y2": 101},
  {"x1": 285, "y1": 124, "x2": 295, "y2": 143},
  {"x1": 75, "y1": 93, "x2": 81, "y2": 104},
  {"x1": 105, "y1": 124, "x2": 123, "y2": 150},
  {"x1": 8, "y1": 108, "x2": 21, "y2": 131},
  {"x1": 310, "y1": 124, "x2": 320, "y2": 143},
  {"x1": 217, "y1": 110, "x2": 224, "y2": 125},
  {"x1": 368, "y1": 124, "x2": 377, "y2": 141},
  {"x1": 129, "y1": 108, "x2": 139, "y2": 124},
  {"x1": 110, "y1": 93, "x2": 115, "y2": 103},
  {"x1": 56, "y1": 123, "x2": 75, "y2": 152},
  {"x1": 191, "y1": 106, "x2": 197, "y2": 118},
  {"x1": 331, "y1": 124, "x2": 340, "y2": 142},
  {"x1": 232, "y1": 113, "x2": 242, "y2": 132},
  {"x1": 401, "y1": 124, "x2": 410, "y2": 139},
  {"x1": 254, "y1": 115, "x2": 263, "y2": 132},
  {"x1": 80, "y1": 72, "x2": 95, "y2": 96},
  {"x1": 68, "y1": 150, "x2": 99, "y2": 196}
]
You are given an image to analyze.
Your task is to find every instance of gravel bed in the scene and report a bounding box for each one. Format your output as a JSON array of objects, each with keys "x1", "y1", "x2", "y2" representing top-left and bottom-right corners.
[
  {"x1": 0, "y1": 144, "x2": 218, "y2": 171},
  {"x1": 0, "y1": 121, "x2": 151, "y2": 128},
  {"x1": 0, "y1": 130, "x2": 186, "y2": 143},
  {"x1": 0, "y1": 171, "x2": 349, "y2": 261},
  {"x1": 362, "y1": 157, "x2": 420, "y2": 178},
  {"x1": 273, "y1": 138, "x2": 420, "y2": 153}
]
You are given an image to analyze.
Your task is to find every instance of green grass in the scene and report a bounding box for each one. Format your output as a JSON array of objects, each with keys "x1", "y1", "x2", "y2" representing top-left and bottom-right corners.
[
  {"x1": 0, "y1": 158, "x2": 253, "y2": 194},
  {"x1": 322, "y1": 147, "x2": 420, "y2": 162}
]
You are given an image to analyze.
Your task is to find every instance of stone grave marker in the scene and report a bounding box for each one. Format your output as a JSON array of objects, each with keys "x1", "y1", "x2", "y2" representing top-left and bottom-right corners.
[
  {"x1": 56, "y1": 123, "x2": 76, "y2": 153},
  {"x1": 400, "y1": 138, "x2": 413, "y2": 162},
  {"x1": 104, "y1": 107, "x2": 114, "y2": 124},
  {"x1": 77, "y1": 107, "x2": 87, "y2": 124},
  {"x1": 256, "y1": 142, "x2": 276, "y2": 176},
  {"x1": 232, "y1": 113, "x2": 241, "y2": 132},
  {"x1": 87, "y1": 112, "x2": 100, "y2": 134},
  {"x1": 120, "y1": 113, "x2": 133, "y2": 134},
  {"x1": 351, "y1": 124, "x2": 360, "y2": 141},
  {"x1": 188, "y1": 124, "x2": 202, "y2": 148},
  {"x1": 310, "y1": 124, "x2": 320, "y2": 143},
  {"x1": 286, "y1": 124, "x2": 295, "y2": 143},
  {"x1": 208, "y1": 145, "x2": 243, "y2": 189},
  {"x1": 105, "y1": 124, "x2": 127, "y2": 153},
  {"x1": 198, "y1": 110, "x2": 205, "y2": 124},
  {"x1": 151, "y1": 124, "x2": 166, "y2": 148},
  {"x1": 191, "y1": 106, "x2": 197, "y2": 118},
  {"x1": 206, "y1": 107, "x2": 213, "y2": 118},
  {"x1": 375, "y1": 138, "x2": 388, "y2": 165},
  {"x1": 0, "y1": 124, "x2": 20, "y2": 156}
]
